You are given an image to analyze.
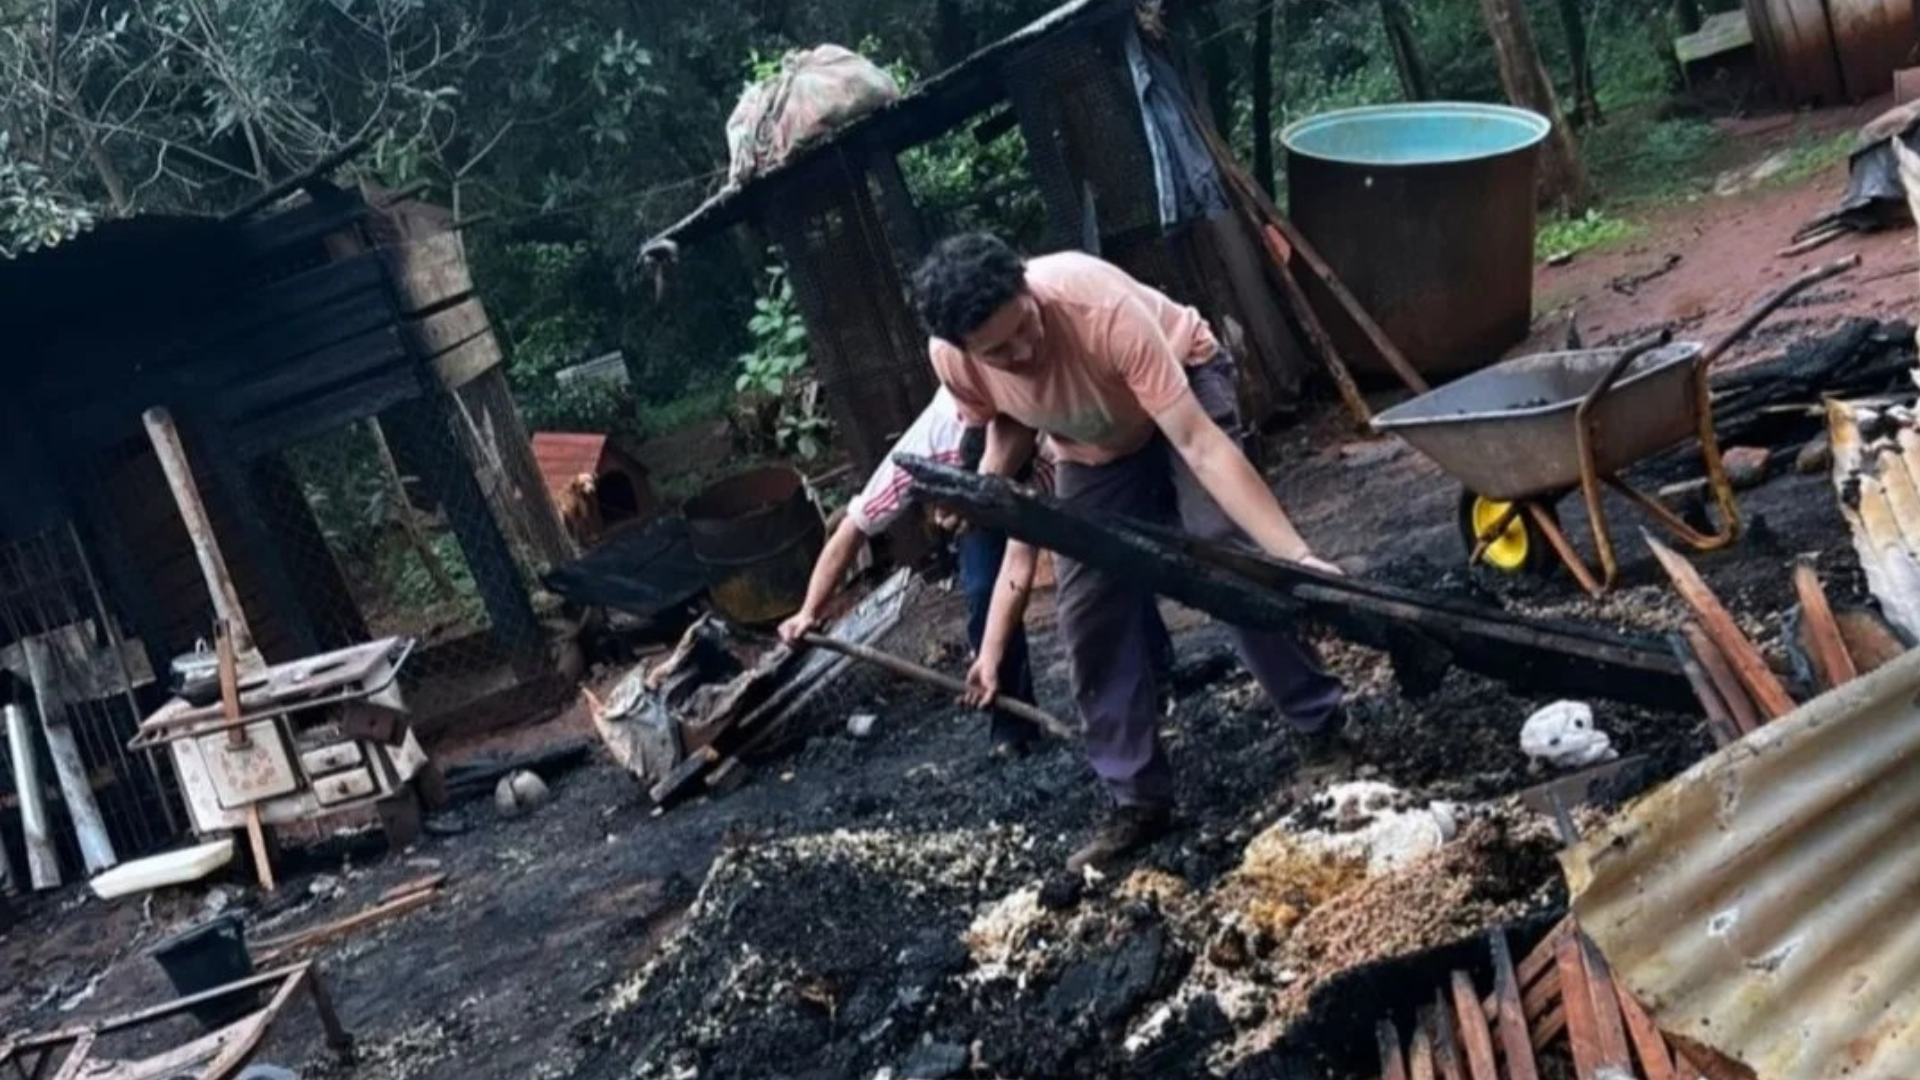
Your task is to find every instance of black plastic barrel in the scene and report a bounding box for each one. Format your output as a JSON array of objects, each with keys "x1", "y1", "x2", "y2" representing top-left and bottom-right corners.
[{"x1": 148, "y1": 912, "x2": 258, "y2": 1030}]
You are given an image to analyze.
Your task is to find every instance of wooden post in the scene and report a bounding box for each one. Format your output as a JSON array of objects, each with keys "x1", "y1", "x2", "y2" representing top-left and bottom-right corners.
[
  {"x1": 1477, "y1": 0, "x2": 1592, "y2": 212},
  {"x1": 23, "y1": 637, "x2": 117, "y2": 874},
  {"x1": 5, "y1": 703, "x2": 61, "y2": 889},
  {"x1": 218, "y1": 623, "x2": 276, "y2": 893},
  {"x1": 142, "y1": 407, "x2": 264, "y2": 670}
]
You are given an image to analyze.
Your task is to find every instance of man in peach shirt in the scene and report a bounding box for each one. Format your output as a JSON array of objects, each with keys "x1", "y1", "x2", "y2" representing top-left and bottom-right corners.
[{"x1": 912, "y1": 233, "x2": 1346, "y2": 872}]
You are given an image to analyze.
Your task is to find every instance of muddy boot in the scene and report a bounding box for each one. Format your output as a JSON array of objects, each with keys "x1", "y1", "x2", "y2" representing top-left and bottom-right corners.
[
  {"x1": 1293, "y1": 707, "x2": 1355, "y2": 768},
  {"x1": 1067, "y1": 804, "x2": 1172, "y2": 874}
]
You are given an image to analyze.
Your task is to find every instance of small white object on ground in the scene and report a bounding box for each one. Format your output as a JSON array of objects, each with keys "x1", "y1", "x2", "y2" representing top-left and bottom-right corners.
[
  {"x1": 848, "y1": 713, "x2": 878, "y2": 739},
  {"x1": 494, "y1": 770, "x2": 551, "y2": 817},
  {"x1": 1520, "y1": 700, "x2": 1617, "y2": 769}
]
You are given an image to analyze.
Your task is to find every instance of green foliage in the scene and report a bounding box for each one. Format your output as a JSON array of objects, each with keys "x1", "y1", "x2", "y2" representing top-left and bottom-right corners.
[
  {"x1": 1583, "y1": 112, "x2": 1724, "y2": 205},
  {"x1": 1771, "y1": 128, "x2": 1856, "y2": 189},
  {"x1": 733, "y1": 265, "x2": 833, "y2": 461},
  {"x1": 0, "y1": 133, "x2": 94, "y2": 255},
  {"x1": 1536, "y1": 208, "x2": 1638, "y2": 259}
]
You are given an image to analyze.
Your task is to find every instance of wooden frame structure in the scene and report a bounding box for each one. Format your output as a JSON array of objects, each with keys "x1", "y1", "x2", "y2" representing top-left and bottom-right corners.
[{"x1": 643, "y1": 0, "x2": 1315, "y2": 474}]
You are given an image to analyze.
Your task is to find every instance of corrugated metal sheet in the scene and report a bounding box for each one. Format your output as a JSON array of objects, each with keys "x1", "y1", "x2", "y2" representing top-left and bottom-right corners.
[
  {"x1": 1564, "y1": 645, "x2": 1920, "y2": 1080},
  {"x1": 1826, "y1": 398, "x2": 1920, "y2": 641}
]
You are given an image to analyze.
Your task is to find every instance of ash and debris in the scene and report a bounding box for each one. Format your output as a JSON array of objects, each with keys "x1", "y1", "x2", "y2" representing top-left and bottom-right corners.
[{"x1": 1, "y1": 311, "x2": 1877, "y2": 1080}]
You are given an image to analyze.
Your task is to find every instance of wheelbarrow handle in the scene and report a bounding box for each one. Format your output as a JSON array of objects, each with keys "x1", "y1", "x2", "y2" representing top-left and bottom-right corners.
[{"x1": 1580, "y1": 330, "x2": 1674, "y2": 419}]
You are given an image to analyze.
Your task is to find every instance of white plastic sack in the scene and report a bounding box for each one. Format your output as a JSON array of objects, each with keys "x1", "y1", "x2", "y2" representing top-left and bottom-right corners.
[
  {"x1": 726, "y1": 45, "x2": 901, "y2": 186},
  {"x1": 1520, "y1": 700, "x2": 1617, "y2": 770}
]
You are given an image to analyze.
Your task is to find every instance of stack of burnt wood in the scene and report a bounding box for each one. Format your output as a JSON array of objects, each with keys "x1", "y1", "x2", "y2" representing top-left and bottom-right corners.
[
  {"x1": 1653, "y1": 536, "x2": 1904, "y2": 748},
  {"x1": 1370, "y1": 919, "x2": 1711, "y2": 1080}
]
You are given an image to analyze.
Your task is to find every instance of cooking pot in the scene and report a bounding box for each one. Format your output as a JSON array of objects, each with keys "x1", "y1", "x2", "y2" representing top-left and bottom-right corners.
[{"x1": 170, "y1": 641, "x2": 222, "y2": 708}]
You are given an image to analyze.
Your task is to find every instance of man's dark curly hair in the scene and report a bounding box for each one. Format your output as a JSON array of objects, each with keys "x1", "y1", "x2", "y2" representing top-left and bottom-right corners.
[{"x1": 911, "y1": 233, "x2": 1027, "y2": 346}]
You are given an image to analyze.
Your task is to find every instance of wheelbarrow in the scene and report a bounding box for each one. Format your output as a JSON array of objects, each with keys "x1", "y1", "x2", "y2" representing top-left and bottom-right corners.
[{"x1": 1371, "y1": 258, "x2": 1857, "y2": 595}]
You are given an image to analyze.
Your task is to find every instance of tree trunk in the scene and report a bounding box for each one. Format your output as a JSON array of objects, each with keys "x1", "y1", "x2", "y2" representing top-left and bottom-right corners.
[
  {"x1": 1380, "y1": 0, "x2": 1436, "y2": 100},
  {"x1": 1555, "y1": 0, "x2": 1601, "y2": 125},
  {"x1": 1251, "y1": 1, "x2": 1276, "y2": 195},
  {"x1": 1478, "y1": 0, "x2": 1592, "y2": 213},
  {"x1": 1672, "y1": 0, "x2": 1704, "y2": 34}
]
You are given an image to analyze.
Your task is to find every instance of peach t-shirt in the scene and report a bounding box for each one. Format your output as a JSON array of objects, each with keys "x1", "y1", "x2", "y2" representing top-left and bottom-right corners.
[{"x1": 929, "y1": 252, "x2": 1221, "y2": 466}]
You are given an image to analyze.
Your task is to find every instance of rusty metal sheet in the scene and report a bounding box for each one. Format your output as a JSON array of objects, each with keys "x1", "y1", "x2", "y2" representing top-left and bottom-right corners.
[
  {"x1": 1828, "y1": 0, "x2": 1918, "y2": 100},
  {"x1": 1826, "y1": 398, "x2": 1920, "y2": 642},
  {"x1": 1564, "y1": 645, "x2": 1920, "y2": 1080}
]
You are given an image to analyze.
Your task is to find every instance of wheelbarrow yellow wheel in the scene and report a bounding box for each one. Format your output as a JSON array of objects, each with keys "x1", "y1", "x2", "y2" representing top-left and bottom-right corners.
[{"x1": 1456, "y1": 490, "x2": 1557, "y2": 576}]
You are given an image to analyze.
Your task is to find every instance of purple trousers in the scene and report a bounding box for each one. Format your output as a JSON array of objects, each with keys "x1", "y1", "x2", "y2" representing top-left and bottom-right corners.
[{"x1": 1054, "y1": 356, "x2": 1344, "y2": 807}]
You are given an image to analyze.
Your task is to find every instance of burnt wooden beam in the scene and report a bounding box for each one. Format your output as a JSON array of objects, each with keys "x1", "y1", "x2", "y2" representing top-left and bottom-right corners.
[{"x1": 899, "y1": 458, "x2": 1695, "y2": 710}]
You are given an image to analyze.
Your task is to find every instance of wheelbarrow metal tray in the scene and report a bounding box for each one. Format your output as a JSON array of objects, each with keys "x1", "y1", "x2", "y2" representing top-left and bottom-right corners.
[{"x1": 1370, "y1": 343, "x2": 1703, "y2": 501}]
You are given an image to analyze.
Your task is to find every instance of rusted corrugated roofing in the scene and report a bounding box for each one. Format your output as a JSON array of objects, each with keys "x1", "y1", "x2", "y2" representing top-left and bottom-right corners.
[{"x1": 1564, "y1": 645, "x2": 1920, "y2": 1080}]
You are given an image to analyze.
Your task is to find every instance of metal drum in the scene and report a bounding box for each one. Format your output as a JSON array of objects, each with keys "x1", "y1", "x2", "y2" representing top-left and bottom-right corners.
[
  {"x1": 683, "y1": 466, "x2": 825, "y2": 625},
  {"x1": 1283, "y1": 103, "x2": 1551, "y2": 382}
]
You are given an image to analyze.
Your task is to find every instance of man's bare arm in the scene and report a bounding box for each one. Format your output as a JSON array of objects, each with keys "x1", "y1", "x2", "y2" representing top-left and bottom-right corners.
[
  {"x1": 1154, "y1": 392, "x2": 1339, "y2": 572},
  {"x1": 779, "y1": 515, "x2": 869, "y2": 642},
  {"x1": 979, "y1": 415, "x2": 1038, "y2": 478},
  {"x1": 964, "y1": 538, "x2": 1040, "y2": 706}
]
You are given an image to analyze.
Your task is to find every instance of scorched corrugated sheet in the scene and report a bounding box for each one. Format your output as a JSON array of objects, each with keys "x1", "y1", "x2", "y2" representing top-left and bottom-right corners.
[{"x1": 1563, "y1": 645, "x2": 1920, "y2": 1080}]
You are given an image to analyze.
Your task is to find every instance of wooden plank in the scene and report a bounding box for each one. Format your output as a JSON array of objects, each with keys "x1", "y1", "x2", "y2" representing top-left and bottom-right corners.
[
  {"x1": 23, "y1": 639, "x2": 117, "y2": 874},
  {"x1": 432, "y1": 331, "x2": 504, "y2": 391},
  {"x1": 254, "y1": 887, "x2": 438, "y2": 960},
  {"x1": 1671, "y1": 630, "x2": 1744, "y2": 747},
  {"x1": 1409, "y1": 1010, "x2": 1437, "y2": 1080},
  {"x1": 1379, "y1": 1019, "x2": 1410, "y2": 1080},
  {"x1": 1431, "y1": 991, "x2": 1467, "y2": 1080},
  {"x1": 1793, "y1": 563, "x2": 1858, "y2": 689},
  {"x1": 383, "y1": 232, "x2": 474, "y2": 314},
  {"x1": 1491, "y1": 931, "x2": 1540, "y2": 1080},
  {"x1": 1448, "y1": 972, "x2": 1499, "y2": 1080},
  {"x1": 216, "y1": 327, "x2": 411, "y2": 422},
  {"x1": 1615, "y1": 980, "x2": 1677, "y2": 1080},
  {"x1": 1580, "y1": 936, "x2": 1635, "y2": 1073},
  {"x1": 230, "y1": 366, "x2": 424, "y2": 459},
  {"x1": 378, "y1": 872, "x2": 449, "y2": 903},
  {"x1": 1682, "y1": 623, "x2": 1763, "y2": 735},
  {"x1": 1531, "y1": 1000, "x2": 1568, "y2": 1050},
  {"x1": 1556, "y1": 929, "x2": 1604, "y2": 1080},
  {"x1": 404, "y1": 298, "x2": 491, "y2": 360},
  {"x1": 218, "y1": 624, "x2": 276, "y2": 893},
  {"x1": 1646, "y1": 535, "x2": 1796, "y2": 719},
  {"x1": 903, "y1": 459, "x2": 1698, "y2": 711}
]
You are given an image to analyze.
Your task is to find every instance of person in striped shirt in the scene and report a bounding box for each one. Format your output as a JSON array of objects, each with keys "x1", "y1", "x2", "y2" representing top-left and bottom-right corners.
[{"x1": 779, "y1": 387, "x2": 1167, "y2": 756}]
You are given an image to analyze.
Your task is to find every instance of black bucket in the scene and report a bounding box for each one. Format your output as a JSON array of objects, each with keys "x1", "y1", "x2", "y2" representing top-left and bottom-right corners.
[{"x1": 148, "y1": 912, "x2": 258, "y2": 1030}]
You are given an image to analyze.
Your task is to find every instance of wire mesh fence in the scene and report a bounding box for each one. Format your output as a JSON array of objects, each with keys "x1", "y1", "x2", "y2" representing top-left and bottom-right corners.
[
  {"x1": 0, "y1": 525, "x2": 183, "y2": 887},
  {"x1": 247, "y1": 396, "x2": 559, "y2": 736}
]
